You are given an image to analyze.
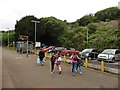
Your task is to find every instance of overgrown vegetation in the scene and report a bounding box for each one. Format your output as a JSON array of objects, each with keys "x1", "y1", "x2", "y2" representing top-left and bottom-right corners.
[{"x1": 1, "y1": 6, "x2": 120, "y2": 51}]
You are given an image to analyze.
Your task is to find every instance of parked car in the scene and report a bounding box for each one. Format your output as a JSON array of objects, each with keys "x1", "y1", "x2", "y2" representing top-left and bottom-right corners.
[
  {"x1": 55, "y1": 47, "x2": 65, "y2": 53},
  {"x1": 97, "y1": 49, "x2": 120, "y2": 62},
  {"x1": 81, "y1": 48, "x2": 100, "y2": 60},
  {"x1": 47, "y1": 47, "x2": 65, "y2": 53},
  {"x1": 42, "y1": 46, "x2": 55, "y2": 52},
  {"x1": 61, "y1": 48, "x2": 79, "y2": 56}
]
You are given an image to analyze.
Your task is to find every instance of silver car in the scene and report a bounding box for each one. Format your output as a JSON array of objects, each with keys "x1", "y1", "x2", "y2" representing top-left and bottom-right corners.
[{"x1": 97, "y1": 49, "x2": 120, "y2": 62}]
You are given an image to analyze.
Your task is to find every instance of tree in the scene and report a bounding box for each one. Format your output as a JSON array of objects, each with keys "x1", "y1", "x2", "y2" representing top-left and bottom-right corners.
[
  {"x1": 95, "y1": 7, "x2": 120, "y2": 21},
  {"x1": 2, "y1": 30, "x2": 15, "y2": 46},
  {"x1": 15, "y1": 15, "x2": 38, "y2": 42},
  {"x1": 77, "y1": 14, "x2": 98, "y2": 26},
  {"x1": 87, "y1": 23, "x2": 97, "y2": 34}
]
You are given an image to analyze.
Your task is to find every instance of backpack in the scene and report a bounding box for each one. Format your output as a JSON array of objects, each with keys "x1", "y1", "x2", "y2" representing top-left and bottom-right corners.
[
  {"x1": 51, "y1": 55, "x2": 56, "y2": 62},
  {"x1": 78, "y1": 60, "x2": 84, "y2": 66}
]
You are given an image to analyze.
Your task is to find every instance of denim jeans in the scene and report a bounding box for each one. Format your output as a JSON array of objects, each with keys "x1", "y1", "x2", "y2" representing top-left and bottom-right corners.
[
  {"x1": 76, "y1": 64, "x2": 82, "y2": 73},
  {"x1": 72, "y1": 62, "x2": 77, "y2": 75},
  {"x1": 79, "y1": 66, "x2": 82, "y2": 73}
]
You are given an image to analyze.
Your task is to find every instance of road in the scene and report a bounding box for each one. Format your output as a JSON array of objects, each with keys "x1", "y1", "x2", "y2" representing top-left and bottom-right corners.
[{"x1": 1, "y1": 47, "x2": 119, "y2": 88}]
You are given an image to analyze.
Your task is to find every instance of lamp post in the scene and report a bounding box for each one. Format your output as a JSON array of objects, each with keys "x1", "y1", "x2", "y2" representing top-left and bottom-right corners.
[{"x1": 31, "y1": 20, "x2": 40, "y2": 53}]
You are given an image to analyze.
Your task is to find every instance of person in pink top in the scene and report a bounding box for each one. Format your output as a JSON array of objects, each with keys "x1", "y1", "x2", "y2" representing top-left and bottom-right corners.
[{"x1": 70, "y1": 52, "x2": 80, "y2": 76}]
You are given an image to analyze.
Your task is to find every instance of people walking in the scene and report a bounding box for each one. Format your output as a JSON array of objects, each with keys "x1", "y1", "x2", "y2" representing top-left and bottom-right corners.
[
  {"x1": 54, "y1": 52, "x2": 62, "y2": 74},
  {"x1": 39, "y1": 49, "x2": 45, "y2": 66},
  {"x1": 50, "y1": 51, "x2": 56, "y2": 74},
  {"x1": 76, "y1": 54, "x2": 83, "y2": 75},
  {"x1": 70, "y1": 52, "x2": 80, "y2": 76}
]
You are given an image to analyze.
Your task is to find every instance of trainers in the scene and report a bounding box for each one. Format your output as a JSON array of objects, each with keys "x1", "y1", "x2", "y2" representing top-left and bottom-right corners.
[
  {"x1": 59, "y1": 71, "x2": 61, "y2": 74},
  {"x1": 73, "y1": 74, "x2": 75, "y2": 76},
  {"x1": 53, "y1": 70, "x2": 54, "y2": 73},
  {"x1": 80, "y1": 72, "x2": 82, "y2": 75},
  {"x1": 51, "y1": 72, "x2": 53, "y2": 74}
]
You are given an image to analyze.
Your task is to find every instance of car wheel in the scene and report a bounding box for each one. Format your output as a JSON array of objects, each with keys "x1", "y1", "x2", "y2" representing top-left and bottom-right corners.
[{"x1": 112, "y1": 58, "x2": 115, "y2": 63}]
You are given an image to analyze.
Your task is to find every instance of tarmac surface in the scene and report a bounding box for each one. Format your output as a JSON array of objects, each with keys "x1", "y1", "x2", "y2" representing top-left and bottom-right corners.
[{"x1": 1, "y1": 47, "x2": 119, "y2": 88}]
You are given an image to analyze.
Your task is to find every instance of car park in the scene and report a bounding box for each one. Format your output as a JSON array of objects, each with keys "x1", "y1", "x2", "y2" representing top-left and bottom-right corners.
[
  {"x1": 81, "y1": 48, "x2": 100, "y2": 60},
  {"x1": 97, "y1": 49, "x2": 120, "y2": 62}
]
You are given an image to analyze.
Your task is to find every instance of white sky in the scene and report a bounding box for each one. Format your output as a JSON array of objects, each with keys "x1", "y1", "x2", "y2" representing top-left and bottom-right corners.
[{"x1": 0, "y1": 0, "x2": 119, "y2": 31}]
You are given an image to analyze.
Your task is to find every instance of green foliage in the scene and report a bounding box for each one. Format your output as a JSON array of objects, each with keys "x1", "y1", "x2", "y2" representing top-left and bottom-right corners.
[
  {"x1": 2, "y1": 30, "x2": 15, "y2": 46},
  {"x1": 15, "y1": 16, "x2": 66, "y2": 46},
  {"x1": 12, "y1": 6, "x2": 120, "y2": 51},
  {"x1": 87, "y1": 23, "x2": 97, "y2": 34},
  {"x1": 15, "y1": 15, "x2": 38, "y2": 42},
  {"x1": 95, "y1": 7, "x2": 120, "y2": 21},
  {"x1": 38, "y1": 17, "x2": 66, "y2": 45},
  {"x1": 77, "y1": 14, "x2": 98, "y2": 26}
]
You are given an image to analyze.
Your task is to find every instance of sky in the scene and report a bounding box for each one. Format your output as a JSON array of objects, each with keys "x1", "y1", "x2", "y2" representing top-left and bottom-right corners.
[{"x1": 0, "y1": 0, "x2": 119, "y2": 31}]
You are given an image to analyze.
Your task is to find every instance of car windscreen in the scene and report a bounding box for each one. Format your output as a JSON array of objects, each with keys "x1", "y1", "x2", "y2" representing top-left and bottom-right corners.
[
  {"x1": 102, "y1": 49, "x2": 116, "y2": 54},
  {"x1": 82, "y1": 49, "x2": 93, "y2": 53}
]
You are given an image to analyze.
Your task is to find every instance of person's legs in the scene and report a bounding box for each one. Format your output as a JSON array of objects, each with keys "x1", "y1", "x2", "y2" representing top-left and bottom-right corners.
[
  {"x1": 73, "y1": 62, "x2": 77, "y2": 76},
  {"x1": 40, "y1": 58, "x2": 43, "y2": 66},
  {"x1": 51, "y1": 61, "x2": 54, "y2": 74},
  {"x1": 80, "y1": 66, "x2": 82, "y2": 74},
  {"x1": 41, "y1": 60, "x2": 43, "y2": 66},
  {"x1": 72, "y1": 62, "x2": 74, "y2": 72},
  {"x1": 58, "y1": 65, "x2": 61, "y2": 74},
  {"x1": 51, "y1": 61, "x2": 53, "y2": 72},
  {"x1": 56, "y1": 64, "x2": 59, "y2": 72},
  {"x1": 76, "y1": 63, "x2": 79, "y2": 72},
  {"x1": 52, "y1": 61, "x2": 55, "y2": 72}
]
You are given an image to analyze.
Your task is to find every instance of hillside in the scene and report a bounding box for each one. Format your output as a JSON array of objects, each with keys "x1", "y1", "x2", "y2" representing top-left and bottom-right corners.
[{"x1": 88, "y1": 20, "x2": 118, "y2": 50}]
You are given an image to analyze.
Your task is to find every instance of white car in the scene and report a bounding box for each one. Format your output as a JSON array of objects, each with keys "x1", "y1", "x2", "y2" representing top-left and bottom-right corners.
[{"x1": 97, "y1": 49, "x2": 120, "y2": 62}]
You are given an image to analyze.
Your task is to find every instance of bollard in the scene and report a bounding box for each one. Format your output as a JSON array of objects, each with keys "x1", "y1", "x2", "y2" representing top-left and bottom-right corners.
[
  {"x1": 64, "y1": 55, "x2": 66, "y2": 63},
  {"x1": 85, "y1": 58, "x2": 88, "y2": 68},
  {"x1": 101, "y1": 60, "x2": 104, "y2": 72},
  {"x1": 45, "y1": 52, "x2": 46, "y2": 57}
]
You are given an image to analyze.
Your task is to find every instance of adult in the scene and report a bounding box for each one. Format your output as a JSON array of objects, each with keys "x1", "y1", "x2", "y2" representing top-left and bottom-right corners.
[{"x1": 39, "y1": 49, "x2": 45, "y2": 66}]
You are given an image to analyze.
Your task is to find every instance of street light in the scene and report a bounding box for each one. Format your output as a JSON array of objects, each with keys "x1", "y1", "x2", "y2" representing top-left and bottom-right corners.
[
  {"x1": 31, "y1": 20, "x2": 40, "y2": 53},
  {"x1": 31, "y1": 20, "x2": 40, "y2": 43}
]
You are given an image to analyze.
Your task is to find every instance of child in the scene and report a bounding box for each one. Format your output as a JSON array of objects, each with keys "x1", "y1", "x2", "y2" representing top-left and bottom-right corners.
[
  {"x1": 54, "y1": 52, "x2": 62, "y2": 74},
  {"x1": 50, "y1": 52, "x2": 56, "y2": 74}
]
